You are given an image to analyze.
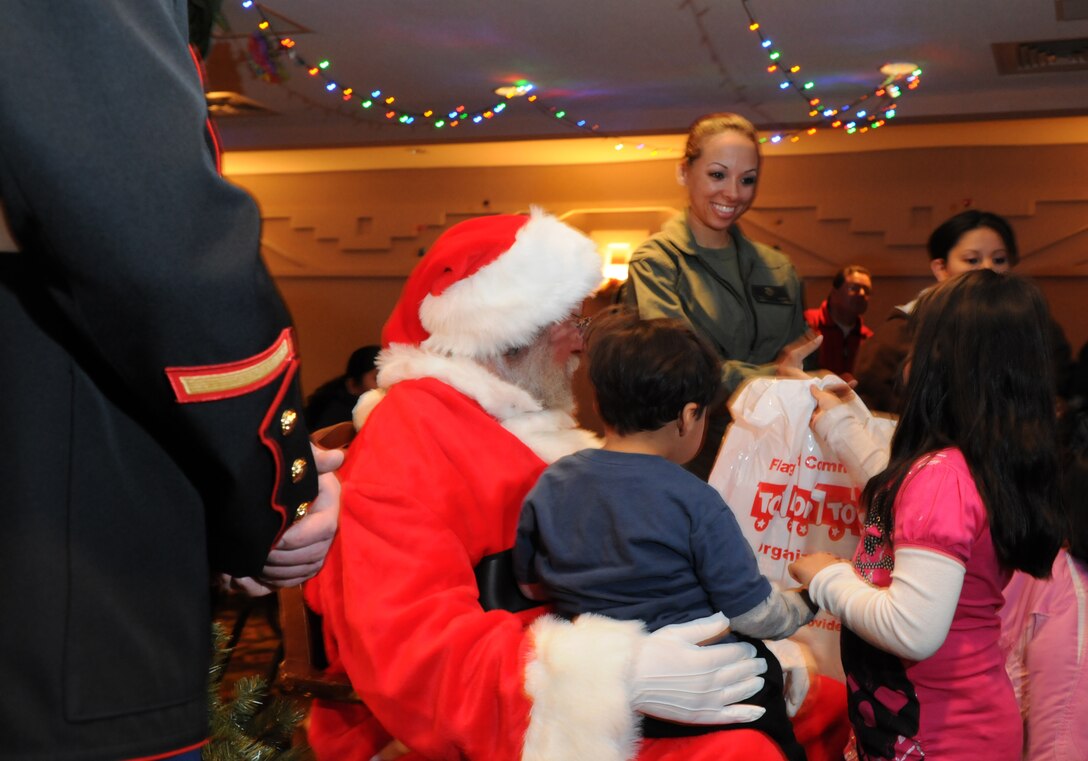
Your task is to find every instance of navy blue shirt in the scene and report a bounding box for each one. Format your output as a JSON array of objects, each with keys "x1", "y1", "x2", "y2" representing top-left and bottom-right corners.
[{"x1": 514, "y1": 448, "x2": 772, "y2": 632}]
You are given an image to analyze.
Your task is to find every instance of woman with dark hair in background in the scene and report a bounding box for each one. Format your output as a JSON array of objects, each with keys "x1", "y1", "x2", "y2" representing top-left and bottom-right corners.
[
  {"x1": 854, "y1": 209, "x2": 1075, "y2": 414},
  {"x1": 853, "y1": 209, "x2": 1018, "y2": 414}
]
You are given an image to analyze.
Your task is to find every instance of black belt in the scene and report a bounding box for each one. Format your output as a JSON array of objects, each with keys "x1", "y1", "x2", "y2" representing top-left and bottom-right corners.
[{"x1": 474, "y1": 549, "x2": 545, "y2": 614}]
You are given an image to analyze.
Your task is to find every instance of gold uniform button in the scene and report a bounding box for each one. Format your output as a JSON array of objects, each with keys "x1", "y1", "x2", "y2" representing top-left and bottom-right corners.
[
  {"x1": 294, "y1": 501, "x2": 310, "y2": 520},
  {"x1": 280, "y1": 409, "x2": 298, "y2": 435},
  {"x1": 291, "y1": 457, "x2": 308, "y2": 483}
]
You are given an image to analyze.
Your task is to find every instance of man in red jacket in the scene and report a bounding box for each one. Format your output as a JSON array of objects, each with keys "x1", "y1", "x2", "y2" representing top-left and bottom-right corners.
[{"x1": 804, "y1": 265, "x2": 874, "y2": 381}]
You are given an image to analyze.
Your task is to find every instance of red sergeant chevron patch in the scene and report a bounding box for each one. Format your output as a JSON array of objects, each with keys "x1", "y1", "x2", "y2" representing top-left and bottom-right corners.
[{"x1": 165, "y1": 328, "x2": 297, "y2": 403}]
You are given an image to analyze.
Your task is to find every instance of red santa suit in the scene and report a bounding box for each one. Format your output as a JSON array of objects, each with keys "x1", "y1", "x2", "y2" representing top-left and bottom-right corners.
[{"x1": 305, "y1": 211, "x2": 847, "y2": 761}]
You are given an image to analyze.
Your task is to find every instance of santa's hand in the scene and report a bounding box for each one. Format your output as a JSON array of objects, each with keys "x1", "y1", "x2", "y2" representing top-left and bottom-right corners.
[
  {"x1": 631, "y1": 612, "x2": 768, "y2": 724},
  {"x1": 225, "y1": 444, "x2": 345, "y2": 597},
  {"x1": 258, "y1": 444, "x2": 343, "y2": 587},
  {"x1": 763, "y1": 638, "x2": 813, "y2": 717}
]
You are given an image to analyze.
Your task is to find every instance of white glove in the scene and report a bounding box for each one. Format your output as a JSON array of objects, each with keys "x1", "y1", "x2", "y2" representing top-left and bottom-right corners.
[
  {"x1": 631, "y1": 612, "x2": 768, "y2": 724},
  {"x1": 763, "y1": 638, "x2": 812, "y2": 717}
]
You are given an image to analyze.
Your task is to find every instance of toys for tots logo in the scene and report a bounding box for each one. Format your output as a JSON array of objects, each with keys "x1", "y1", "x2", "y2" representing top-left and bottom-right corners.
[{"x1": 749, "y1": 456, "x2": 860, "y2": 539}]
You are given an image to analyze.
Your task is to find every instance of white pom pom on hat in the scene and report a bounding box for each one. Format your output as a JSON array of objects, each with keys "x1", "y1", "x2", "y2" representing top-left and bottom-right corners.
[{"x1": 381, "y1": 208, "x2": 602, "y2": 358}]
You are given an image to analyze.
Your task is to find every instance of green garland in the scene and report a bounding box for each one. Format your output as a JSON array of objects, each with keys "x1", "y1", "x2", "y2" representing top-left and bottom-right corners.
[{"x1": 205, "y1": 623, "x2": 314, "y2": 761}]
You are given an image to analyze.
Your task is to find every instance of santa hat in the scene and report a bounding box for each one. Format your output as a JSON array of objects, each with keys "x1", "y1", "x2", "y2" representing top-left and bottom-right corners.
[{"x1": 382, "y1": 208, "x2": 602, "y2": 358}]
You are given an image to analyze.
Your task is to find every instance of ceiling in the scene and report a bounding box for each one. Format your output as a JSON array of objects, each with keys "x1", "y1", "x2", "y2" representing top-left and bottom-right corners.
[{"x1": 205, "y1": 0, "x2": 1088, "y2": 152}]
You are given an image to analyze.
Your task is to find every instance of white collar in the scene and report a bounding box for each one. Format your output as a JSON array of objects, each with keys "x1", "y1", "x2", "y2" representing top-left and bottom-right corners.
[{"x1": 352, "y1": 344, "x2": 600, "y2": 463}]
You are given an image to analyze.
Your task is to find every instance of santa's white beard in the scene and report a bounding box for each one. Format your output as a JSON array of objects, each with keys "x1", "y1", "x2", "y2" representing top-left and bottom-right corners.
[{"x1": 490, "y1": 340, "x2": 579, "y2": 416}]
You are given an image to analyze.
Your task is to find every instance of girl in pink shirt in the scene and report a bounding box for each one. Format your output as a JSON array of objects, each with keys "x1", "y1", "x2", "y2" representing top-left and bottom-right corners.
[{"x1": 790, "y1": 270, "x2": 1065, "y2": 760}]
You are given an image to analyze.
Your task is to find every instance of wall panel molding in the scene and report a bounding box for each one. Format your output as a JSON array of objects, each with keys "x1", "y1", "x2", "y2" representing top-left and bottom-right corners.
[{"x1": 226, "y1": 141, "x2": 1088, "y2": 388}]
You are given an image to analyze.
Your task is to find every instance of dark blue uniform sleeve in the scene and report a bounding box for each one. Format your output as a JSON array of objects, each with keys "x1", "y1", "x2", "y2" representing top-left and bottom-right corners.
[{"x1": 0, "y1": 0, "x2": 316, "y2": 575}]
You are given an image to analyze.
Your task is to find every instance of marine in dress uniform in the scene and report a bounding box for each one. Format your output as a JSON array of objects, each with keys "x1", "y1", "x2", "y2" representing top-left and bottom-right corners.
[{"x1": 0, "y1": 2, "x2": 319, "y2": 758}]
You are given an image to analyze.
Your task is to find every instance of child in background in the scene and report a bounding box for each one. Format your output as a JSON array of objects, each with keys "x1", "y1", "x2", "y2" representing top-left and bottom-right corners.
[
  {"x1": 789, "y1": 270, "x2": 1066, "y2": 761},
  {"x1": 514, "y1": 308, "x2": 815, "y2": 760},
  {"x1": 998, "y1": 391, "x2": 1088, "y2": 760}
]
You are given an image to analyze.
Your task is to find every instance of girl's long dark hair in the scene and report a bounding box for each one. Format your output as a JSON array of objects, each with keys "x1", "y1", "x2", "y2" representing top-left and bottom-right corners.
[{"x1": 861, "y1": 270, "x2": 1063, "y2": 577}]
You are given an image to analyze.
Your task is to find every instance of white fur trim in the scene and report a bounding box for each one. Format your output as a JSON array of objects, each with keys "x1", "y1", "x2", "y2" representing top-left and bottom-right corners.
[
  {"x1": 351, "y1": 388, "x2": 385, "y2": 431},
  {"x1": 356, "y1": 345, "x2": 600, "y2": 462},
  {"x1": 419, "y1": 208, "x2": 602, "y2": 358},
  {"x1": 523, "y1": 614, "x2": 644, "y2": 761},
  {"x1": 378, "y1": 345, "x2": 542, "y2": 419},
  {"x1": 504, "y1": 409, "x2": 602, "y2": 465}
]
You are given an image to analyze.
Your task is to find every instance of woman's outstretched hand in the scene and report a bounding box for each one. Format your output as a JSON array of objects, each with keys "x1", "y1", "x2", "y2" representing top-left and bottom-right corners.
[{"x1": 775, "y1": 332, "x2": 822, "y2": 380}]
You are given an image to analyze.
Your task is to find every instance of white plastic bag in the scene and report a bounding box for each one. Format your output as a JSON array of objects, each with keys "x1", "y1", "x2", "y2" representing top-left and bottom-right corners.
[{"x1": 708, "y1": 376, "x2": 895, "y2": 681}]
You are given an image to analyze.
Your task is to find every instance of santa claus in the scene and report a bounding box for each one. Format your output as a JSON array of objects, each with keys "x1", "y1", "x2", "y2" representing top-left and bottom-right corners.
[{"x1": 305, "y1": 209, "x2": 846, "y2": 760}]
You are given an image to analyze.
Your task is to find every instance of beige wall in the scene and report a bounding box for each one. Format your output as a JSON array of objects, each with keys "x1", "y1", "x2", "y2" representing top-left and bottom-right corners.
[{"x1": 226, "y1": 134, "x2": 1088, "y2": 394}]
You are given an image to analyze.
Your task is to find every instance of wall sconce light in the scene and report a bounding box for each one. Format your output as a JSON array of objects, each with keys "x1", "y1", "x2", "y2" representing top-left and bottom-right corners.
[
  {"x1": 588, "y1": 230, "x2": 647, "y2": 284},
  {"x1": 602, "y1": 242, "x2": 634, "y2": 282}
]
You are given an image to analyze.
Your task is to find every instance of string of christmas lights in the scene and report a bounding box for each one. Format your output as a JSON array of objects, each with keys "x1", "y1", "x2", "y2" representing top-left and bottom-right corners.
[
  {"x1": 234, "y1": 1, "x2": 682, "y2": 154},
  {"x1": 738, "y1": 0, "x2": 923, "y2": 142},
  {"x1": 237, "y1": 0, "x2": 517, "y2": 131},
  {"x1": 522, "y1": 95, "x2": 682, "y2": 156},
  {"x1": 231, "y1": 1, "x2": 921, "y2": 148}
]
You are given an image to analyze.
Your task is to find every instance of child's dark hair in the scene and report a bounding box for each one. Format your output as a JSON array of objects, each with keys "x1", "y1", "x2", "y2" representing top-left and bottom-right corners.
[
  {"x1": 927, "y1": 210, "x2": 1019, "y2": 266},
  {"x1": 863, "y1": 270, "x2": 1063, "y2": 577},
  {"x1": 586, "y1": 307, "x2": 721, "y2": 435}
]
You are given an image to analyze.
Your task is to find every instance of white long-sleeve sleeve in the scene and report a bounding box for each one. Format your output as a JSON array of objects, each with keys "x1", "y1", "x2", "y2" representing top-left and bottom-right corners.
[
  {"x1": 812, "y1": 402, "x2": 891, "y2": 486},
  {"x1": 729, "y1": 588, "x2": 817, "y2": 640},
  {"x1": 807, "y1": 547, "x2": 965, "y2": 660}
]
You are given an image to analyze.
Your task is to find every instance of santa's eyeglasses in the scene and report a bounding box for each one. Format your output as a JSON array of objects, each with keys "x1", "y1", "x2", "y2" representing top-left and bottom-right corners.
[{"x1": 562, "y1": 314, "x2": 592, "y2": 335}]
